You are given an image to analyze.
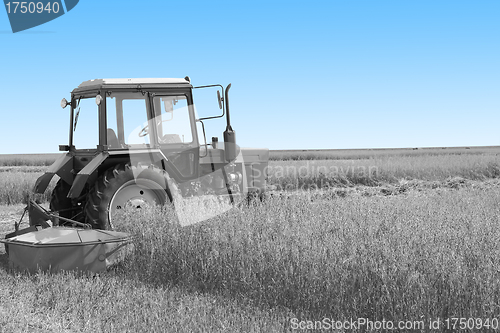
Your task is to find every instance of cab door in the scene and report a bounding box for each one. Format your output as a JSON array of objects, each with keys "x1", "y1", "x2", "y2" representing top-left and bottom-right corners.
[{"x1": 151, "y1": 93, "x2": 199, "y2": 180}]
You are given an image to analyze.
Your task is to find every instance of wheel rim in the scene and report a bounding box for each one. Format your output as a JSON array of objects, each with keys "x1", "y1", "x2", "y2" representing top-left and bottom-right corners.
[{"x1": 108, "y1": 179, "x2": 166, "y2": 229}]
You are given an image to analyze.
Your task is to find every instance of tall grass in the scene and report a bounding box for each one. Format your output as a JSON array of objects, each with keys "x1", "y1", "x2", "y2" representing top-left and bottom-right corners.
[
  {"x1": 270, "y1": 146, "x2": 500, "y2": 161},
  {"x1": 0, "y1": 270, "x2": 289, "y2": 332},
  {"x1": 2, "y1": 160, "x2": 500, "y2": 330},
  {"x1": 2, "y1": 187, "x2": 500, "y2": 330},
  {"x1": 1, "y1": 152, "x2": 500, "y2": 205},
  {"x1": 0, "y1": 171, "x2": 54, "y2": 205},
  {"x1": 118, "y1": 187, "x2": 500, "y2": 320},
  {"x1": 0, "y1": 154, "x2": 59, "y2": 166},
  {"x1": 268, "y1": 154, "x2": 500, "y2": 189}
]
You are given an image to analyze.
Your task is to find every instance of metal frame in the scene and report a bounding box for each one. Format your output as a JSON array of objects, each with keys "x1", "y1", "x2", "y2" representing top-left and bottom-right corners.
[{"x1": 193, "y1": 84, "x2": 225, "y2": 121}]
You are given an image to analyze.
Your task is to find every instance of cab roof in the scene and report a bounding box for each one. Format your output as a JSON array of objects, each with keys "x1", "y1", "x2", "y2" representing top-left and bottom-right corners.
[{"x1": 72, "y1": 78, "x2": 192, "y2": 94}]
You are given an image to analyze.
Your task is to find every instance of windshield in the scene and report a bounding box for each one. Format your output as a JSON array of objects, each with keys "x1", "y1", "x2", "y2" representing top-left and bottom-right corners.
[
  {"x1": 71, "y1": 92, "x2": 192, "y2": 150},
  {"x1": 72, "y1": 97, "x2": 99, "y2": 149}
]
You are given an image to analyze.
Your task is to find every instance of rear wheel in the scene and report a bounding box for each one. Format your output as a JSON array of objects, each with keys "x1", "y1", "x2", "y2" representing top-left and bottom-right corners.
[{"x1": 85, "y1": 163, "x2": 176, "y2": 230}]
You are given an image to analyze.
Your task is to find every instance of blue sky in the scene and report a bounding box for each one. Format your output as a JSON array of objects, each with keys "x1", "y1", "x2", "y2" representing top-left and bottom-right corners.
[{"x1": 0, "y1": 0, "x2": 499, "y2": 153}]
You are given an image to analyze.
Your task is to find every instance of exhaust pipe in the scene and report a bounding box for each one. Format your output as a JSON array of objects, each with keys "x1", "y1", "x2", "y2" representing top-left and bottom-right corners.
[{"x1": 223, "y1": 83, "x2": 238, "y2": 161}]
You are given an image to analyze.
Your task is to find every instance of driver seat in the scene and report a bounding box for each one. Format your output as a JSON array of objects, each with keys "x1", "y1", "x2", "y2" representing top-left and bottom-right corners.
[{"x1": 107, "y1": 128, "x2": 120, "y2": 149}]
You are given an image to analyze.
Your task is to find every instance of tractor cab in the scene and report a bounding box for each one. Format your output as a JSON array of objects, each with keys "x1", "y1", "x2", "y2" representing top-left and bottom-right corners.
[{"x1": 63, "y1": 78, "x2": 200, "y2": 179}]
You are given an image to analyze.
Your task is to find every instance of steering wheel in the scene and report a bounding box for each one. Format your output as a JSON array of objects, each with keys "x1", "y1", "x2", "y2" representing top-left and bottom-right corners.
[
  {"x1": 138, "y1": 119, "x2": 171, "y2": 138},
  {"x1": 138, "y1": 125, "x2": 149, "y2": 137}
]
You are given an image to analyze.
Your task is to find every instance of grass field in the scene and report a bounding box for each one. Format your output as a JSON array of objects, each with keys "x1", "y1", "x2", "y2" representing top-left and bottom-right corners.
[
  {"x1": 0, "y1": 167, "x2": 54, "y2": 205},
  {"x1": 0, "y1": 154, "x2": 60, "y2": 166},
  {"x1": 269, "y1": 153, "x2": 500, "y2": 190},
  {"x1": 1, "y1": 148, "x2": 500, "y2": 332},
  {"x1": 1, "y1": 147, "x2": 500, "y2": 205},
  {"x1": 270, "y1": 145, "x2": 500, "y2": 161}
]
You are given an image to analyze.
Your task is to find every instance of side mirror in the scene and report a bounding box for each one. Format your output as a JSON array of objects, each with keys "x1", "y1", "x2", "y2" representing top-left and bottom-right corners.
[
  {"x1": 162, "y1": 98, "x2": 174, "y2": 121},
  {"x1": 217, "y1": 90, "x2": 223, "y2": 110},
  {"x1": 60, "y1": 98, "x2": 69, "y2": 109}
]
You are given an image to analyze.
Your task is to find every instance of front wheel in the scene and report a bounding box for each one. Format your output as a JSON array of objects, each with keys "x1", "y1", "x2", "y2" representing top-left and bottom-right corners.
[{"x1": 84, "y1": 163, "x2": 176, "y2": 230}]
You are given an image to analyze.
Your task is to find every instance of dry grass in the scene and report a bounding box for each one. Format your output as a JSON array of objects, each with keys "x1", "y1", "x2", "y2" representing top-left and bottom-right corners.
[
  {"x1": 0, "y1": 154, "x2": 59, "y2": 167},
  {"x1": 0, "y1": 149, "x2": 499, "y2": 206},
  {"x1": 3, "y1": 185, "x2": 495, "y2": 331},
  {"x1": 269, "y1": 146, "x2": 500, "y2": 161},
  {"x1": 2, "y1": 151, "x2": 500, "y2": 206},
  {"x1": 0, "y1": 171, "x2": 54, "y2": 205},
  {"x1": 116, "y1": 189, "x2": 500, "y2": 321},
  {"x1": 0, "y1": 268, "x2": 289, "y2": 332},
  {"x1": 268, "y1": 153, "x2": 500, "y2": 189},
  {"x1": 0, "y1": 150, "x2": 500, "y2": 331}
]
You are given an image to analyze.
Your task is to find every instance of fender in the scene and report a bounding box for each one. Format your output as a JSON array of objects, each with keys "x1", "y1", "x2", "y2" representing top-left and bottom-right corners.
[
  {"x1": 34, "y1": 153, "x2": 73, "y2": 194},
  {"x1": 118, "y1": 148, "x2": 199, "y2": 184},
  {"x1": 68, "y1": 152, "x2": 109, "y2": 198},
  {"x1": 67, "y1": 149, "x2": 196, "y2": 199}
]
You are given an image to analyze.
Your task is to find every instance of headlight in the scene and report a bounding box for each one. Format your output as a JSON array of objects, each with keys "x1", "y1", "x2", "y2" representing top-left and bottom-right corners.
[
  {"x1": 96, "y1": 95, "x2": 103, "y2": 106},
  {"x1": 60, "y1": 98, "x2": 68, "y2": 109},
  {"x1": 227, "y1": 172, "x2": 243, "y2": 185}
]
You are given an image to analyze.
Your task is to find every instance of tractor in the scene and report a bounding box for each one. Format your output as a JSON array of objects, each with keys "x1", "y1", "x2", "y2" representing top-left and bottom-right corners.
[{"x1": 31, "y1": 77, "x2": 269, "y2": 229}]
